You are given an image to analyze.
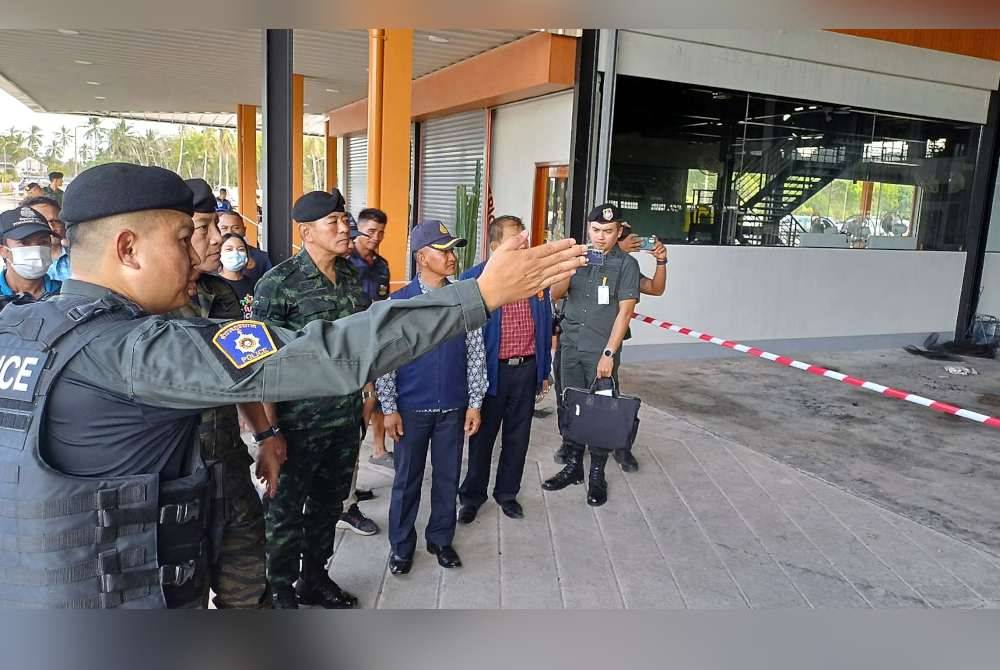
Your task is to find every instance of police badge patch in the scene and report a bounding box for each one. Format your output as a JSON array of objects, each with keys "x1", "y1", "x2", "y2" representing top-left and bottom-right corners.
[
  {"x1": 602, "y1": 207, "x2": 614, "y2": 221},
  {"x1": 212, "y1": 320, "x2": 277, "y2": 369}
]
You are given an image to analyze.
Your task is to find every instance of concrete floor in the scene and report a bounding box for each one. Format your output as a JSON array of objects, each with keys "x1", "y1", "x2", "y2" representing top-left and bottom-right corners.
[
  {"x1": 620, "y1": 348, "x2": 1000, "y2": 555},
  {"x1": 330, "y1": 350, "x2": 1000, "y2": 608}
]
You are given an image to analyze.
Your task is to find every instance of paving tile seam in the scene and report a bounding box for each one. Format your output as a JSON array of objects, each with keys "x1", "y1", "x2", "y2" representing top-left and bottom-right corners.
[
  {"x1": 645, "y1": 442, "x2": 753, "y2": 608},
  {"x1": 496, "y1": 504, "x2": 503, "y2": 610},
  {"x1": 710, "y1": 435, "x2": 875, "y2": 608},
  {"x1": 617, "y1": 453, "x2": 690, "y2": 608},
  {"x1": 788, "y1": 471, "x2": 933, "y2": 607},
  {"x1": 642, "y1": 401, "x2": 1000, "y2": 563},
  {"x1": 643, "y1": 403, "x2": 929, "y2": 607},
  {"x1": 591, "y1": 501, "x2": 628, "y2": 609},
  {"x1": 536, "y1": 461, "x2": 568, "y2": 609},
  {"x1": 675, "y1": 433, "x2": 814, "y2": 608},
  {"x1": 875, "y1": 508, "x2": 992, "y2": 607}
]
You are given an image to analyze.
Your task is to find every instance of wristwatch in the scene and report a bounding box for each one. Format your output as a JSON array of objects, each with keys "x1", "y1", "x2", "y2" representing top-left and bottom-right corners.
[
  {"x1": 362, "y1": 390, "x2": 375, "y2": 401},
  {"x1": 603, "y1": 348, "x2": 614, "y2": 358},
  {"x1": 656, "y1": 259, "x2": 668, "y2": 266},
  {"x1": 252, "y1": 425, "x2": 281, "y2": 444}
]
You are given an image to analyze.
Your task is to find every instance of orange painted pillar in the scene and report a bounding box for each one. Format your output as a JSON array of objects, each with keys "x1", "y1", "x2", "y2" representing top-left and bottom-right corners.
[
  {"x1": 236, "y1": 104, "x2": 259, "y2": 246},
  {"x1": 377, "y1": 28, "x2": 413, "y2": 286},
  {"x1": 366, "y1": 29, "x2": 386, "y2": 209},
  {"x1": 291, "y1": 73, "x2": 305, "y2": 248},
  {"x1": 325, "y1": 119, "x2": 338, "y2": 192}
]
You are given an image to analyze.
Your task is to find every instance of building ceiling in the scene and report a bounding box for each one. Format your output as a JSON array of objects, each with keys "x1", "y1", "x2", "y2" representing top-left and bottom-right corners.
[{"x1": 0, "y1": 29, "x2": 532, "y2": 121}]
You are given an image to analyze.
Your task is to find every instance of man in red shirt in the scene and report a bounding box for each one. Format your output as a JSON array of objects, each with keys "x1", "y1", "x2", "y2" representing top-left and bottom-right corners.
[{"x1": 457, "y1": 216, "x2": 553, "y2": 521}]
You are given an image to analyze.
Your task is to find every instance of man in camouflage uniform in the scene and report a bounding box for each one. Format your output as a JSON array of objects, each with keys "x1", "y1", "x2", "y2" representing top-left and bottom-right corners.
[
  {"x1": 167, "y1": 179, "x2": 277, "y2": 609},
  {"x1": 252, "y1": 189, "x2": 371, "y2": 609}
]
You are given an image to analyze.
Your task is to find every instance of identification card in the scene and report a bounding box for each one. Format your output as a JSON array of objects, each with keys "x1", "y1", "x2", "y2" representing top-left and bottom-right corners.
[{"x1": 598, "y1": 284, "x2": 610, "y2": 305}]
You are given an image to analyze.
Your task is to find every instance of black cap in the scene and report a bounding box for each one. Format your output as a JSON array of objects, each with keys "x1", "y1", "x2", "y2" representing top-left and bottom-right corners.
[
  {"x1": 0, "y1": 206, "x2": 54, "y2": 241},
  {"x1": 185, "y1": 178, "x2": 217, "y2": 214},
  {"x1": 587, "y1": 203, "x2": 623, "y2": 223},
  {"x1": 291, "y1": 189, "x2": 346, "y2": 223},
  {"x1": 61, "y1": 163, "x2": 195, "y2": 227}
]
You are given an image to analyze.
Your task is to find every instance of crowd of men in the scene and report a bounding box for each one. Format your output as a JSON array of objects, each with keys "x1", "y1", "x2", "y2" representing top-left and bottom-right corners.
[{"x1": 0, "y1": 159, "x2": 666, "y2": 609}]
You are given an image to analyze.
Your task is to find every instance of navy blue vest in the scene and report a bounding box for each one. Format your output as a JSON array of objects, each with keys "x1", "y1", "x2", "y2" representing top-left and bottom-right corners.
[{"x1": 392, "y1": 278, "x2": 468, "y2": 411}]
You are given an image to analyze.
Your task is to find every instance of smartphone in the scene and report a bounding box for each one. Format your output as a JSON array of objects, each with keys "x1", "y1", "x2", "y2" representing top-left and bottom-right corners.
[
  {"x1": 586, "y1": 248, "x2": 605, "y2": 266},
  {"x1": 639, "y1": 236, "x2": 657, "y2": 251}
]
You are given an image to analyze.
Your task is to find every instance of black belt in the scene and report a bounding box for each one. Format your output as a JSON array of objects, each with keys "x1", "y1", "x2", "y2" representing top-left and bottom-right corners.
[{"x1": 500, "y1": 355, "x2": 535, "y2": 367}]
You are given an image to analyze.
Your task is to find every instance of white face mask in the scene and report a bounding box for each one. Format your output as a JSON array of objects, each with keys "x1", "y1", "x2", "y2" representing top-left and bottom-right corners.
[
  {"x1": 220, "y1": 250, "x2": 248, "y2": 272},
  {"x1": 7, "y1": 245, "x2": 52, "y2": 280}
]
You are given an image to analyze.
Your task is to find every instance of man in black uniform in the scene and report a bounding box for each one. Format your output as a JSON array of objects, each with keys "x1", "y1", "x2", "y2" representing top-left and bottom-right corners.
[{"x1": 0, "y1": 162, "x2": 587, "y2": 609}]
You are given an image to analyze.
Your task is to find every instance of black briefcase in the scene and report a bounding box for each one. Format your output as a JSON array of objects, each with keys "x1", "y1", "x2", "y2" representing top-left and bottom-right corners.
[{"x1": 562, "y1": 378, "x2": 641, "y2": 451}]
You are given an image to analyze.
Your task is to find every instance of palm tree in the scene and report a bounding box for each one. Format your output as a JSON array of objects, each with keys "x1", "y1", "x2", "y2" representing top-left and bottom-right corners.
[
  {"x1": 53, "y1": 126, "x2": 73, "y2": 160},
  {"x1": 107, "y1": 120, "x2": 140, "y2": 162},
  {"x1": 83, "y1": 117, "x2": 106, "y2": 156},
  {"x1": 141, "y1": 129, "x2": 161, "y2": 166},
  {"x1": 175, "y1": 126, "x2": 186, "y2": 174},
  {"x1": 26, "y1": 125, "x2": 43, "y2": 158}
]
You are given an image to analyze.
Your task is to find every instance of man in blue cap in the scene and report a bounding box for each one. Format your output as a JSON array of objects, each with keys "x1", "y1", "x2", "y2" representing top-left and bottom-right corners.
[
  {"x1": 0, "y1": 205, "x2": 63, "y2": 304},
  {"x1": 375, "y1": 220, "x2": 488, "y2": 575}
]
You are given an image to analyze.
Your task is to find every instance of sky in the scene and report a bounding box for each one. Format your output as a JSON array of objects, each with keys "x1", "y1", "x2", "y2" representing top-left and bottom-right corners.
[{"x1": 0, "y1": 88, "x2": 179, "y2": 146}]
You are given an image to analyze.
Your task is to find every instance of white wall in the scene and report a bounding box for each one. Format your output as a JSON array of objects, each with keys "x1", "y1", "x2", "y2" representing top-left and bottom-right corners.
[
  {"x1": 977, "y1": 157, "x2": 1000, "y2": 316},
  {"x1": 626, "y1": 247, "x2": 965, "y2": 346},
  {"x1": 617, "y1": 30, "x2": 1000, "y2": 124},
  {"x1": 489, "y1": 92, "x2": 573, "y2": 233}
]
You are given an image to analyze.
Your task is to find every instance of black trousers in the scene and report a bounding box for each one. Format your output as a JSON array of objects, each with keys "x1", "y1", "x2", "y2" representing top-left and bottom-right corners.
[{"x1": 459, "y1": 360, "x2": 536, "y2": 507}]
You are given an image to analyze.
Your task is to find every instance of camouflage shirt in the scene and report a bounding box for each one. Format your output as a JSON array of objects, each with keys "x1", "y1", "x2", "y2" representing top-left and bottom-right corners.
[
  {"x1": 166, "y1": 274, "x2": 245, "y2": 461},
  {"x1": 251, "y1": 249, "x2": 367, "y2": 430}
]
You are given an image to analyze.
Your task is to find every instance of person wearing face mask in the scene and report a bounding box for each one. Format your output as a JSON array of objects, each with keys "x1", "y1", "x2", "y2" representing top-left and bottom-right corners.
[
  {"x1": 20, "y1": 196, "x2": 71, "y2": 282},
  {"x1": 0, "y1": 206, "x2": 62, "y2": 304},
  {"x1": 217, "y1": 233, "x2": 256, "y2": 319}
]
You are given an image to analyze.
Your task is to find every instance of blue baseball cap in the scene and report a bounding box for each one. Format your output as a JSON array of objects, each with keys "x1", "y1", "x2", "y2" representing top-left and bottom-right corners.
[{"x1": 409, "y1": 219, "x2": 467, "y2": 254}]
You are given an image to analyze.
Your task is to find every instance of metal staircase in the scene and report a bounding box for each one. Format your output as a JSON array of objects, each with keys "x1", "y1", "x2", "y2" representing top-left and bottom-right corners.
[{"x1": 731, "y1": 135, "x2": 858, "y2": 245}]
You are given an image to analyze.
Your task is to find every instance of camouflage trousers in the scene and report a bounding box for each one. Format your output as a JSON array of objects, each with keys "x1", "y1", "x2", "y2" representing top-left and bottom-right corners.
[
  {"x1": 199, "y1": 407, "x2": 269, "y2": 609},
  {"x1": 209, "y1": 453, "x2": 270, "y2": 608},
  {"x1": 265, "y1": 425, "x2": 360, "y2": 590}
]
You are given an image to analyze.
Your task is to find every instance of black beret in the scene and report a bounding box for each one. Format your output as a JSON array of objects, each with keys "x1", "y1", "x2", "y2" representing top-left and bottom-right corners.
[
  {"x1": 185, "y1": 178, "x2": 217, "y2": 214},
  {"x1": 291, "y1": 188, "x2": 346, "y2": 223},
  {"x1": 588, "y1": 203, "x2": 623, "y2": 223},
  {"x1": 61, "y1": 162, "x2": 195, "y2": 227}
]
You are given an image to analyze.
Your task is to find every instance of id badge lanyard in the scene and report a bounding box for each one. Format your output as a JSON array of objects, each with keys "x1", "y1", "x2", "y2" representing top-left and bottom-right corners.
[{"x1": 598, "y1": 275, "x2": 610, "y2": 305}]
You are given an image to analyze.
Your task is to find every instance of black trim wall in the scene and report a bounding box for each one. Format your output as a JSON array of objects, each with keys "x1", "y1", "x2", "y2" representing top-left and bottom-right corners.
[
  {"x1": 566, "y1": 29, "x2": 599, "y2": 243},
  {"x1": 955, "y1": 90, "x2": 1000, "y2": 341},
  {"x1": 262, "y1": 29, "x2": 293, "y2": 263}
]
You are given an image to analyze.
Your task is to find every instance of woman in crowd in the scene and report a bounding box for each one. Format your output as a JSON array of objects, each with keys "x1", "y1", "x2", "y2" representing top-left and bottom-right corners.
[{"x1": 218, "y1": 232, "x2": 257, "y2": 319}]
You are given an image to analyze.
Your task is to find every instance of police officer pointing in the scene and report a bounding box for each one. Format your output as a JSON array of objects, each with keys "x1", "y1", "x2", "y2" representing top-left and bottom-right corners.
[{"x1": 0, "y1": 162, "x2": 587, "y2": 609}]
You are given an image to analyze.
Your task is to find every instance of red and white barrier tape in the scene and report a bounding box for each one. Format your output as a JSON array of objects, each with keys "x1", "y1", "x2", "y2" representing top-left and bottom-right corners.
[{"x1": 632, "y1": 312, "x2": 1000, "y2": 430}]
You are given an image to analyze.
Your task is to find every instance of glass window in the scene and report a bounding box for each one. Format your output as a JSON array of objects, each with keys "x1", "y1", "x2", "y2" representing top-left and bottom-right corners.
[{"x1": 609, "y1": 76, "x2": 983, "y2": 251}]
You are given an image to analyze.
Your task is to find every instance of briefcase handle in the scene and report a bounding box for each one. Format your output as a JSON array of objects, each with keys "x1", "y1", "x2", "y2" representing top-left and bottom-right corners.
[{"x1": 589, "y1": 376, "x2": 618, "y2": 397}]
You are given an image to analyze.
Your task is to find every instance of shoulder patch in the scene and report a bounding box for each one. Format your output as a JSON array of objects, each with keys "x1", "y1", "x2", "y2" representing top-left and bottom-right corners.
[{"x1": 212, "y1": 320, "x2": 278, "y2": 369}]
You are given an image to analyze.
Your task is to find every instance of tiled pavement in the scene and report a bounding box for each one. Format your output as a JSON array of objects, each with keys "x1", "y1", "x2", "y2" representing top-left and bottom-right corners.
[{"x1": 330, "y1": 399, "x2": 1000, "y2": 609}]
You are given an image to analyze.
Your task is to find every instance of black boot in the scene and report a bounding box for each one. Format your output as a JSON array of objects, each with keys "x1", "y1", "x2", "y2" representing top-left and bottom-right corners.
[
  {"x1": 271, "y1": 585, "x2": 299, "y2": 609},
  {"x1": 587, "y1": 453, "x2": 609, "y2": 507},
  {"x1": 542, "y1": 448, "x2": 584, "y2": 491},
  {"x1": 295, "y1": 560, "x2": 358, "y2": 609},
  {"x1": 554, "y1": 443, "x2": 572, "y2": 465}
]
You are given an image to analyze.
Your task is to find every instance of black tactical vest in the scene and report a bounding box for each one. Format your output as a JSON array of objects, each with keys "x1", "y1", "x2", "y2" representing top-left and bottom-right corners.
[{"x1": 0, "y1": 293, "x2": 218, "y2": 608}]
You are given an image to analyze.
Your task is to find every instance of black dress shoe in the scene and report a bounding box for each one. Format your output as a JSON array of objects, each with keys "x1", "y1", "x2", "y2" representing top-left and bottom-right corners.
[
  {"x1": 426, "y1": 543, "x2": 462, "y2": 568},
  {"x1": 614, "y1": 450, "x2": 639, "y2": 473},
  {"x1": 295, "y1": 578, "x2": 358, "y2": 609},
  {"x1": 457, "y1": 504, "x2": 478, "y2": 524},
  {"x1": 389, "y1": 553, "x2": 413, "y2": 575},
  {"x1": 499, "y1": 500, "x2": 524, "y2": 519}
]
